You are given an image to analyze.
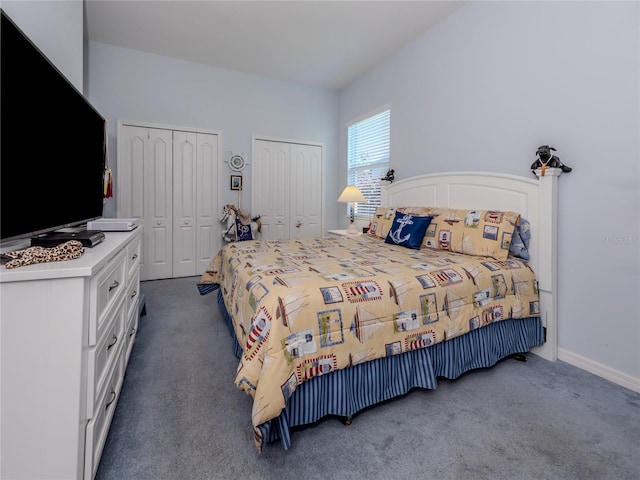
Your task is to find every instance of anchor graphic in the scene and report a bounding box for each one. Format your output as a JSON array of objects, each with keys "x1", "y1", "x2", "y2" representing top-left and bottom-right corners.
[{"x1": 389, "y1": 214, "x2": 414, "y2": 244}]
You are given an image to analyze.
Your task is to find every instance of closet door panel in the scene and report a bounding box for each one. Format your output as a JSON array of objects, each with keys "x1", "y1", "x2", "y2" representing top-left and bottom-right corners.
[
  {"x1": 172, "y1": 131, "x2": 197, "y2": 277},
  {"x1": 290, "y1": 144, "x2": 323, "y2": 239},
  {"x1": 144, "y1": 129, "x2": 173, "y2": 280},
  {"x1": 150, "y1": 226, "x2": 170, "y2": 265},
  {"x1": 117, "y1": 126, "x2": 146, "y2": 220},
  {"x1": 271, "y1": 147, "x2": 289, "y2": 240},
  {"x1": 253, "y1": 140, "x2": 290, "y2": 240},
  {"x1": 196, "y1": 133, "x2": 219, "y2": 274},
  {"x1": 130, "y1": 140, "x2": 145, "y2": 220}
]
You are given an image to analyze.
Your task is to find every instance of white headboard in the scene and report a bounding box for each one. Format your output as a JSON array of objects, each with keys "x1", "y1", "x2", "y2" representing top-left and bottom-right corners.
[{"x1": 381, "y1": 169, "x2": 562, "y2": 362}]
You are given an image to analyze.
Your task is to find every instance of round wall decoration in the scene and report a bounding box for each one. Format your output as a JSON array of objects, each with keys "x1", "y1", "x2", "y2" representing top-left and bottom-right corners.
[{"x1": 229, "y1": 154, "x2": 246, "y2": 172}]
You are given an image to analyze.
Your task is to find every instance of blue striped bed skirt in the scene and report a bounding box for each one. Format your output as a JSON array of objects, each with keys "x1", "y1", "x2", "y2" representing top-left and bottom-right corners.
[{"x1": 216, "y1": 288, "x2": 544, "y2": 451}]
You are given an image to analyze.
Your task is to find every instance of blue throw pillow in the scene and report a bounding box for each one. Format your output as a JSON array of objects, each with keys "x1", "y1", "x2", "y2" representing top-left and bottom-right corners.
[{"x1": 384, "y1": 212, "x2": 433, "y2": 249}]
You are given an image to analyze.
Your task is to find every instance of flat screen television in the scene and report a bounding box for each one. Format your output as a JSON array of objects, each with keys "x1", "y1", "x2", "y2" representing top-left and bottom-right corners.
[{"x1": 1, "y1": 9, "x2": 106, "y2": 246}]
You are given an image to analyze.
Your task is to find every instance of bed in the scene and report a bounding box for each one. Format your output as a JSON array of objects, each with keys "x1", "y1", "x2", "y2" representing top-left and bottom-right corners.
[{"x1": 198, "y1": 169, "x2": 561, "y2": 452}]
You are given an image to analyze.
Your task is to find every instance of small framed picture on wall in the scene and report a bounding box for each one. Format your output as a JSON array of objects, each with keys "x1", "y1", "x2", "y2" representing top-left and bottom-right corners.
[{"x1": 230, "y1": 175, "x2": 242, "y2": 190}]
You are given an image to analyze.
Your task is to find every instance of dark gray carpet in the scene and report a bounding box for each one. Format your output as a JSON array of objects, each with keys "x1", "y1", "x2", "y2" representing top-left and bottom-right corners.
[{"x1": 95, "y1": 276, "x2": 640, "y2": 480}]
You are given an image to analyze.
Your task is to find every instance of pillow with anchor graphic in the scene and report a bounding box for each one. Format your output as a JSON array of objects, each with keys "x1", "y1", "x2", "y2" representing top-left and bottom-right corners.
[{"x1": 384, "y1": 212, "x2": 433, "y2": 249}]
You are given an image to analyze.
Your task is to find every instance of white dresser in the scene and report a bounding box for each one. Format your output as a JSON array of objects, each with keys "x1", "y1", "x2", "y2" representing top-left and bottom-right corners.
[{"x1": 0, "y1": 229, "x2": 142, "y2": 480}]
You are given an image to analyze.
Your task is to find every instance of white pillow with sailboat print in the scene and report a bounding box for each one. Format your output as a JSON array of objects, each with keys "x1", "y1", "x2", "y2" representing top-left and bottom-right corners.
[{"x1": 422, "y1": 207, "x2": 520, "y2": 261}]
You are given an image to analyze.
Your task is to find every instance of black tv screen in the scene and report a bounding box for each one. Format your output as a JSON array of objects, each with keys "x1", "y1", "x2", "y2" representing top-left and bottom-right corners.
[{"x1": 1, "y1": 9, "x2": 106, "y2": 244}]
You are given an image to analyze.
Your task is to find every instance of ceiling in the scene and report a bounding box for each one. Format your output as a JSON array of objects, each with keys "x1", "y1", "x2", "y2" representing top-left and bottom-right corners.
[{"x1": 84, "y1": 1, "x2": 466, "y2": 90}]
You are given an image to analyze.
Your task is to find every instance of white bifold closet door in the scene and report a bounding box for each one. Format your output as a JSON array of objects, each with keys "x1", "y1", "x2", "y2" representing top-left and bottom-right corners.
[
  {"x1": 117, "y1": 123, "x2": 219, "y2": 280},
  {"x1": 252, "y1": 139, "x2": 323, "y2": 240},
  {"x1": 172, "y1": 131, "x2": 218, "y2": 278}
]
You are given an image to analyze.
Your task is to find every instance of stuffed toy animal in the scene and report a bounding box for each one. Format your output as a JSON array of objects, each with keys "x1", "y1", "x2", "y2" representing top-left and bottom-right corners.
[
  {"x1": 381, "y1": 169, "x2": 395, "y2": 182},
  {"x1": 530, "y1": 145, "x2": 572, "y2": 175},
  {"x1": 219, "y1": 204, "x2": 261, "y2": 242}
]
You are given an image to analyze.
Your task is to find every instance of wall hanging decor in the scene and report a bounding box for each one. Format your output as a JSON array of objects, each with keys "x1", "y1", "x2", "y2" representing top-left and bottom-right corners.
[
  {"x1": 230, "y1": 175, "x2": 242, "y2": 191},
  {"x1": 227, "y1": 153, "x2": 247, "y2": 172}
]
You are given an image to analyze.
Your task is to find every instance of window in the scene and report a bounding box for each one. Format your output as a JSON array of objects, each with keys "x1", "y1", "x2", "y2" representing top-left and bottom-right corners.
[{"x1": 347, "y1": 108, "x2": 390, "y2": 220}]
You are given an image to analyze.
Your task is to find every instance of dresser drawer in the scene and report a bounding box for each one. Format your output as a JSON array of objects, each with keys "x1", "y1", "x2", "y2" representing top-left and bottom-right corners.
[
  {"x1": 126, "y1": 235, "x2": 141, "y2": 279},
  {"x1": 86, "y1": 295, "x2": 126, "y2": 419},
  {"x1": 84, "y1": 343, "x2": 125, "y2": 480},
  {"x1": 89, "y1": 249, "x2": 127, "y2": 346},
  {"x1": 126, "y1": 270, "x2": 141, "y2": 320},
  {"x1": 124, "y1": 304, "x2": 139, "y2": 367}
]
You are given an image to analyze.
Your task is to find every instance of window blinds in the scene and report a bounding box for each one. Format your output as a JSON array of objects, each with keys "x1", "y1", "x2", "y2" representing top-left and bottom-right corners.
[{"x1": 347, "y1": 109, "x2": 390, "y2": 219}]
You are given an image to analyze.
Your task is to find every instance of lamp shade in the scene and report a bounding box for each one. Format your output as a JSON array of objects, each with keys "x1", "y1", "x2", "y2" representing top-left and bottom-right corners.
[{"x1": 337, "y1": 185, "x2": 366, "y2": 203}]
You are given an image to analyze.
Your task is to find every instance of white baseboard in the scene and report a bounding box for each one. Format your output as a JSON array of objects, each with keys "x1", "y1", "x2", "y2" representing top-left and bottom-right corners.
[{"x1": 558, "y1": 348, "x2": 640, "y2": 393}]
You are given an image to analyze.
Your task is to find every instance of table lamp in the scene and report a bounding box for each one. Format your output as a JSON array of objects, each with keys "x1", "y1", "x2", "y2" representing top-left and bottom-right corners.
[{"x1": 337, "y1": 185, "x2": 366, "y2": 235}]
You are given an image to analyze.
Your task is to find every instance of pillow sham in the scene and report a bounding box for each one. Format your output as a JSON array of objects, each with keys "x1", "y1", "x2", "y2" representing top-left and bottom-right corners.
[
  {"x1": 509, "y1": 217, "x2": 531, "y2": 261},
  {"x1": 384, "y1": 212, "x2": 433, "y2": 249},
  {"x1": 423, "y1": 208, "x2": 520, "y2": 261},
  {"x1": 370, "y1": 206, "x2": 396, "y2": 239}
]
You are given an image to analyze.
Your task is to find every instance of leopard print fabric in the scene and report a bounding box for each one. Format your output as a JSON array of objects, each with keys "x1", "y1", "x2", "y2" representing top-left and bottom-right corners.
[{"x1": 1, "y1": 240, "x2": 84, "y2": 269}]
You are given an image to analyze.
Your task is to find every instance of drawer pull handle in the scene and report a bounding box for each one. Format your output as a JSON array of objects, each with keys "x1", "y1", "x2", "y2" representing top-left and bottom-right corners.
[
  {"x1": 107, "y1": 335, "x2": 118, "y2": 350},
  {"x1": 130, "y1": 289, "x2": 138, "y2": 299},
  {"x1": 108, "y1": 280, "x2": 120, "y2": 292},
  {"x1": 131, "y1": 253, "x2": 138, "y2": 261},
  {"x1": 105, "y1": 391, "x2": 117, "y2": 410},
  {"x1": 129, "y1": 327, "x2": 137, "y2": 337}
]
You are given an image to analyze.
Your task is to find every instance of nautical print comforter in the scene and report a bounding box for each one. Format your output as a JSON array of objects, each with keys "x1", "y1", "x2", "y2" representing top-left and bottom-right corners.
[{"x1": 199, "y1": 234, "x2": 540, "y2": 450}]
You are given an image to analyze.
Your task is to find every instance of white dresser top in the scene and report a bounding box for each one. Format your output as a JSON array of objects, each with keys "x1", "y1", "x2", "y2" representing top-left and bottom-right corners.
[{"x1": 0, "y1": 230, "x2": 141, "y2": 283}]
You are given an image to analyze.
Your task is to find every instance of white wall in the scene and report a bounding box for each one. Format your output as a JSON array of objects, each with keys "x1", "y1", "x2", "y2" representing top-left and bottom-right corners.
[
  {"x1": 338, "y1": 1, "x2": 640, "y2": 388},
  {"x1": 1, "y1": 0, "x2": 84, "y2": 91},
  {"x1": 86, "y1": 42, "x2": 339, "y2": 221}
]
